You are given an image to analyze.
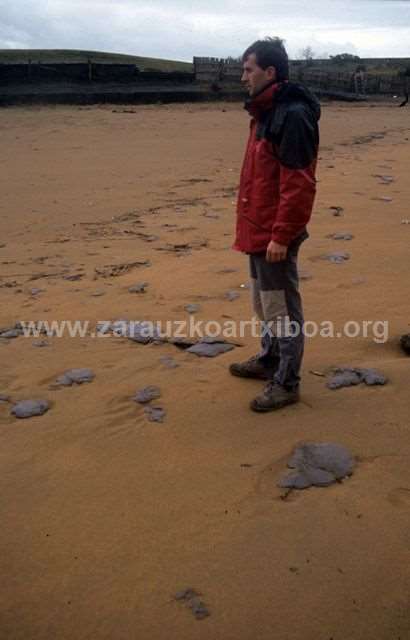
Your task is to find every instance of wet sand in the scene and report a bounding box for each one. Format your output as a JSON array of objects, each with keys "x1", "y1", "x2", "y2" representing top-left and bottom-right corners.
[{"x1": 1, "y1": 100, "x2": 410, "y2": 639}]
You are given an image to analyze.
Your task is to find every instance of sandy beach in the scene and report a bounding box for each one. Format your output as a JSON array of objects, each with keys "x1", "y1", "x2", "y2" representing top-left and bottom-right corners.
[{"x1": 1, "y1": 99, "x2": 410, "y2": 639}]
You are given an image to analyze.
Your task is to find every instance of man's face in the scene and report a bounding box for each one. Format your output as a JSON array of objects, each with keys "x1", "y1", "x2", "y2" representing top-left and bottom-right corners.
[{"x1": 241, "y1": 53, "x2": 276, "y2": 97}]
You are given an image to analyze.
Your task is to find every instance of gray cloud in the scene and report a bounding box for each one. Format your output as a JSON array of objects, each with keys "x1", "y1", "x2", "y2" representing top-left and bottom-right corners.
[{"x1": 0, "y1": 0, "x2": 409, "y2": 59}]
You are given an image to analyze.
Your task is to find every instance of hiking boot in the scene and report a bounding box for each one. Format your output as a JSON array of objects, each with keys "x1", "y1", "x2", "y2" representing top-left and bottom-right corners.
[
  {"x1": 229, "y1": 356, "x2": 274, "y2": 380},
  {"x1": 250, "y1": 382, "x2": 300, "y2": 412}
]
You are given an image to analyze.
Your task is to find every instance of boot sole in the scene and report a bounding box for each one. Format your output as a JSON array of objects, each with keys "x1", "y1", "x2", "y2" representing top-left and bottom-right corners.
[{"x1": 250, "y1": 397, "x2": 299, "y2": 412}]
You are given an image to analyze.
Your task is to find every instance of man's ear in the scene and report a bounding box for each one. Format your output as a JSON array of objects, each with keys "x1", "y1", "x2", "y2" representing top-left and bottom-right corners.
[{"x1": 266, "y1": 66, "x2": 277, "y2": 81}]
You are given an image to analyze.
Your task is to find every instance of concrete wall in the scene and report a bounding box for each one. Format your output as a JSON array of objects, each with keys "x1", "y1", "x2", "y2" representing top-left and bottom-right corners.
[
  {"x1": 0, "y1": 62, "x2": 194, "y2": 86},
  {"x1": 1, "y1": 56, "x2": 408, "y2": 102},
  {"x1": 194, "y1": 57, "x2": 409, "y2": 95},
  {"x1": 193, "y1": 57, "x2": 241, "y2": 84},
  {"x1": 290, "y1": 67, "x2": 407, "y2": 95}
]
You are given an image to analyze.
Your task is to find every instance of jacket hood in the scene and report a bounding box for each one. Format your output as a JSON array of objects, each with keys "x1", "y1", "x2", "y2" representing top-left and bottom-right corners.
[{"x1": 276, "y1": 82, "x2": 321, "y2": 121}]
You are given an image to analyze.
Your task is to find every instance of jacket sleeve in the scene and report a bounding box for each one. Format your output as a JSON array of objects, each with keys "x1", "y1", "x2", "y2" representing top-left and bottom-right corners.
[{"x1": 271, "y1": 105, "x2": 318, "y2": 246}]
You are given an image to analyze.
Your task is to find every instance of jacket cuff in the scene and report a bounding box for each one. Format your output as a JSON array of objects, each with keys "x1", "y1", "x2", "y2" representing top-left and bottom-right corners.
[{"x1": 271, "y1": 231, "x2": 291, "y2": 247}]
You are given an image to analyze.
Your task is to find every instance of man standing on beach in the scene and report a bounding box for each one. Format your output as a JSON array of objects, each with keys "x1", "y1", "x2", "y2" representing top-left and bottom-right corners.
[{"x1": 230, "y1": 38, "x2": 320, "y2": 412}]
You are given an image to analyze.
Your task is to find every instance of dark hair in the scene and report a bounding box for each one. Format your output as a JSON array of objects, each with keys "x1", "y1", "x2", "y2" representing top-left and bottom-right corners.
[{"x1": 242, "y1": 37, "x2": 289, "y2": 82}]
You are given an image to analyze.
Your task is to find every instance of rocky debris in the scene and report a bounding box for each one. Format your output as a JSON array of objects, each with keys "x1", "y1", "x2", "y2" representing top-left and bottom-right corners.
[
  {"x1": 47, "y1": 236, "x2": 71, "y2": 244},
  {"x1": 400, "y1": 334, "x2": 410, "y2": 355},
  {"x1": 96, "y1": 320, "x2": 162, "y2": 343},
  {"x1": 181, "y1": 178, "x2": 211, "y2": 184},
  {"x1": 175, "y1": 588, "x2": 200, "y2": 601},
  {"x1": 11, "y1": 399, "x2": 50, "y2": 419},
  {"x1": 133, "y1": 386, "x2": 161, "y2": 404},
  {"x1": 28, "y1": 270, "x2": 70, "y2": 282},
  {"x1": 155, "y1": 240, "x2": 208, "y2": 255},
  {"x1": 373, "y1": 196, "x2": 393, "y2": 203},
  {"x1": 329, "y1": 206, "x2": 344, "y2": 216},
  {"x1": 94, "y1": 320, "x2": 238, "y2": 356},
  {"x1": 202, "y1": 211, "x2": 219, "y2": 219},
  {"x1": 187, "y1": 337, "x2": 235, "y2": 358},
  {"x1": 94, "y1": 260, "x2": 151, "y2": 278},
  {"x1": 326, "y1": 367, "x2": 388, "y2": 389},
  {"x1": 54, "y1": 368, "x2": 95, "y2": 387},
  {"x1": 353, "y1": 132, "x2": 385, "y2": 145},
  {"x1": 299, "y1": 269, "x2": 313, "y2": 281},
  {"x1": 90, "y1": 290, "x2": 106, "y2": 297},
  {"x1": 174, "y1": 588, "x2": 210, "y2": 621},
  {"x1": 63, "y1": 274, "x2": 84, "y2": 281},
  {"x1": 160, "y1": 245, "x2": 189, "y2": 255},
  {"x1": 112, "y1": 108, "x2": 136, "y2": 114},
  {"x1": 0, "y1": 322, "x2": 26, "y2": 339},
  {"x1": 0, "y1": 328, "x2": 21, "y2": 339},
  {"x1": 0, "y1": 281, "x2": 20, "y2": 289},
  {"x1": 111, "y1": 209, "x2": 141, "y2": 223},
  {"x1": 144, "y1": 406, "x2": 166, "y2": 423},
  {"x1": 169, "y1": 226, "x2": 198, "y2": 233},
  {"x1": 31, "y1": 255, "x2": 51, "y2": 265},
  {"x1": 372, "y1": 174, "x2": 394, "y2": 184},
  {"x1": 327, "y1": 233, "x2": 354, "y2": 241},
  {"x1": 360, "y1": 369, "x2": 388, "y2": 385},
  {"x1": 327, "y1": 368, "x2": 361, "y2": 388},
  {"x1": 224, "y1": 290, "x2": 240, "y2": 301},
  {"x1": 188, "y1": 598, "x2": 210, "y2": 620},
  {"x1": 168, "y1": 336, "x2": 196, "y2": 349},
  {"x1": 322, "y1": 252, "x2": 350, "y2": 264},
  {"x1": 32, "y1": 340, "x2": 50, "y2": 348},
  {"x1": 164, "y1": 225, "x2": 198, "y2": 234},
  {"x1": 96, "y1": 321, "x2": 112, "y2": 335},
  {"x1": 30, "y1": 287, "x2": 44, "y2": 295},
  {"x1": 216, "y1": 268, "x2": 238, "y2": 274},
  {"x1": 134, "y1": 232, "x2": 159, "y2": 242},
  {"x1": 160, "y1": 355, "x2": 179, "y2": 369},
  {"x1": 184, "y1": 303, "x2": 201, "y2": 314},
  {"x1": 0, "y1": 394, "x2": 11, "y2": 403},
  {"x1": 126, "y1": 321, "x2": 161, "y2": 344},
  {"x1": 128, "y1": 282, "x2": 149, "y2": 294},
  {"x1": 278, "y1": 442, "x2": 355, "y2": 489}
]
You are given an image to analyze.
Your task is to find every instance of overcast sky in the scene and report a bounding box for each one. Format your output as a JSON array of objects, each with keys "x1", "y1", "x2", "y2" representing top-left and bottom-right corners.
[{"x1": 1, "y1": 0, "x2": 410, "y2": 61}]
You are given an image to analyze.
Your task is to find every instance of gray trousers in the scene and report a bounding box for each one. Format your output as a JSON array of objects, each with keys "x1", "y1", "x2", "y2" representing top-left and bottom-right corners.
[{"x1": 249, "y1": 231, "x2": 308, "y2": 391}]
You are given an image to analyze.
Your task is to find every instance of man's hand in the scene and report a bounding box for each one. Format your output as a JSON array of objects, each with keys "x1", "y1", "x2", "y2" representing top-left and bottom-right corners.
[{"x1": 266, "y1": 240, "x2": 287, "y2": 263}]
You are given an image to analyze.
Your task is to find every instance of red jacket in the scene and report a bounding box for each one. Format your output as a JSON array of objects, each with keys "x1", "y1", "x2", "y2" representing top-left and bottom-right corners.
[{"x1": 234, "y1": 82, "x2": 320, "y2": 252}]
